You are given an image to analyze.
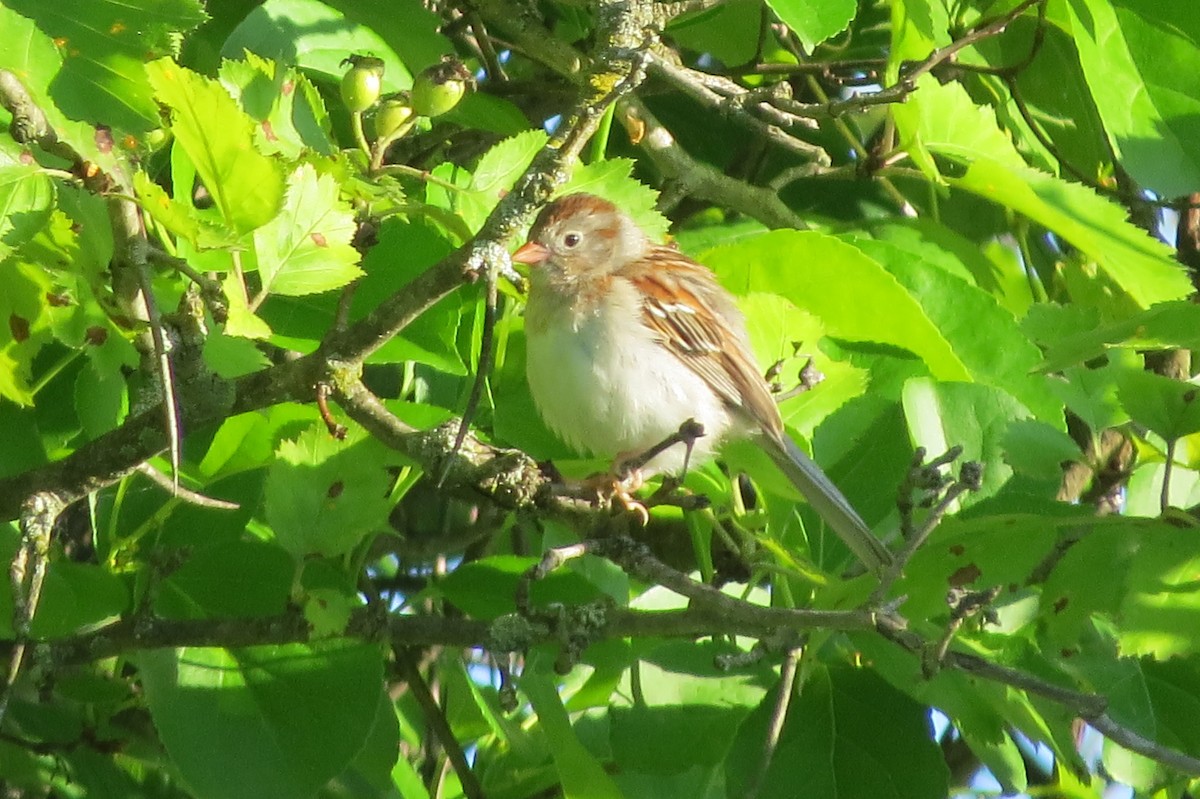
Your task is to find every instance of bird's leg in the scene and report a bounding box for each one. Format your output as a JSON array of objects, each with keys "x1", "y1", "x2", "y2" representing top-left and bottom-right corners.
[{"x1": 579, "y1": 457, "x2": 649, "y2": 525}]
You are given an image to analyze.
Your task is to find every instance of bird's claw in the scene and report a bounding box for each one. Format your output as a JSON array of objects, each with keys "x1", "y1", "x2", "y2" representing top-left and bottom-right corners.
[{"x1": 581, "y1": 467, "x2": 649, "y2": 525}]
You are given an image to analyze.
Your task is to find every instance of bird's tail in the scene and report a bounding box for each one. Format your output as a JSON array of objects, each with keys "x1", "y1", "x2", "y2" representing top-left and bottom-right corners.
[{"x1": 766, "y1": 436, "x2": 893, "y2": 570}]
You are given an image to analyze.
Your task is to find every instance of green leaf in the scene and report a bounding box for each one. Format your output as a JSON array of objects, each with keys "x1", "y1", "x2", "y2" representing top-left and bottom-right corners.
[
  {"x1": 0, "y1": 165, "x2": 55, "y2": 258},
  {"x1": 0, "y1": 5, "x2": 117, "y2": 165},
  {"x1": 947, "y1": 158, "x2": 1191, "y2": 309},
  {"x1": 1002, "y1": 419, "x2": 1083, "y2": 480},
  {"x1": 667, "y1": 1, "x2": 763, "y2": 67},
  {"x1": 897, "y1": 76, "x2": 1028, "y2": 179},
  {"x1": 222, "y1": 0, "x2": 412, "y2": 91},
  {"x1": 733, "y1": 293, "x2": 866, "y2": 437},
  {"x1": 1139, "y1": 658, "x2": 1200, "y2": 758},
  {"x1": 1046, "y1": 358, "x2": 1132, "y2": 439},
  {"x1": 1116, "y1": 370, "x2": 1200, "y2": 441},
  {"x1": 325, "y1": 0, "x2": 451, "y2": 72},
  {"x1": 436, "y1": 555, "x2": 604, "y2": 619},
  {"x1": 260, "y1": 217, "x2": 465, "y2": 373},
  {"x1": 1118, "y1": 532, "x2": 1200, "y2": 659},
  {"x1": 138, "y1": 641, "x2": 383, "y2": 799},
  {"x1": 901, "y1": 377, "x2": 1034, "y2": 504},
  {"x1": 0, "y1": 557, "x2": 127, "y2": 639},
  {"x1": 1066, "y1": 0, "x2": 1200, "y2": 197},
  {"x1": 969, "y1": 15, "x2": 1110, "y2": 182},
  {"x1": 608, "y1": 640, "x2": 772, "y2": 777},
  {"x1": 154, "y1": 541, "x2": 293, "y2": 620},
  {"x1": 6, "y1": 0, "x2": 207, "y2": 132},
  {"x1": 1040, "y1": 301, "x2": 1200, "y2": 372},
  {"x1": 219, "y1": 51, "x2": 335, "y2": 159},
  {"x1": 254, "y1": 164, "x2": 362, "y2": 298},
  {"x1": 725, "y1": 666, "x2": 949, "y2": 798},
  {"x1": 439, "y1": 130, "x2": 548, "y2": 232},
  {"x1": 765, "y1": 0, "x2": 855, "y2": 50},
  {"x1": 844, "y1": 233, "x2": 1055, "y2": 421},
  {"x1": 302, "y1": 587, "x2": 358, "y2": 637},
  {"x1": 0, "y1": 261, "x2": 55, "y2": 405},
  {"x1": 706, "y1": 231, "x2": 971, "y2": 381},
  {"x1": 263, "y1": 424, "x2": 395, "y2": 559},
  {"x1": 522, "y1": 671, "x2": 624, "y2": 799},
  {"x1": 203, "y1": 332, "x2": 272, "y2": 378},
  {"x1": 147, "y1": 58, "x2": 285, "y2": 234},
  {"x1": 74, "y1": 358, "x2": 127, "y2": 439},
  {"x1": 561, "y1": 159, "x2": 668, "y2": 241},
  {"x1": 198, "y1": 404, "x2": 316, "y2": 481}
]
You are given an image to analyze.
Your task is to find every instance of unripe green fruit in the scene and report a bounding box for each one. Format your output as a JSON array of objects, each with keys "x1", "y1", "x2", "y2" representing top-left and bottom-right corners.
[
  {"x1": 411, "y1": 57, "x2": 473, "y2": 118},
  {"x1": 374, "y1": 94, "x2": 415, "y2": 141},
  {"x1": 339, "y1": 55, "x2": 385, "y2": 113}
]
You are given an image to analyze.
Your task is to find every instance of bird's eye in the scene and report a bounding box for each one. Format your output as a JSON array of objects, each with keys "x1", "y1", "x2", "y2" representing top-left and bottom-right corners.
[{"x1": 562, "y1": 232, "x2": 581, "y2": 248}]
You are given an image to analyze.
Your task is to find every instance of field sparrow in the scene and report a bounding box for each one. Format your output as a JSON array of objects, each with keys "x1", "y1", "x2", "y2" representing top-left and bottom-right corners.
[{"x1": 513, "y1": 193, "x2": 892, "y2": 569}]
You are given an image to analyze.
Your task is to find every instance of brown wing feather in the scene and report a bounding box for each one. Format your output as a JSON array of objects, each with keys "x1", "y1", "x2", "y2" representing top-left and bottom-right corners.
[{"x1": 622, "y1": 247, "x2": 785, "y2": 439}]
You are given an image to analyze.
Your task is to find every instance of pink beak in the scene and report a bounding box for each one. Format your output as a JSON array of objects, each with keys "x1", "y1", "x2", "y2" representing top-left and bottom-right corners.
[{"x1": 512, "y1": 241, "x2": 550, "y2": 266}]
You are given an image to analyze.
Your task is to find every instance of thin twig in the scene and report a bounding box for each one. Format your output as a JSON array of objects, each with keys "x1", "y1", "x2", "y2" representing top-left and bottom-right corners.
[
  {"x1": 394, "y1": 648, "x2": 486, "y2": 799},
  {"x1": 1161, "y1": 438, "x2": 1176, "y2": 514},
  {"x1": 745, "y1": 648, "x2": 799, "y2": 799},
  {"x1": 135, "y1": 464, "x2": 239, "y2": 510}
]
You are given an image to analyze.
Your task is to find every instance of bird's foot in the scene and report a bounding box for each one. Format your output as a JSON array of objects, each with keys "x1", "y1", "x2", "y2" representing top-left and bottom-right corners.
[{"x1": 582, "y1": 464, "x2": 649, "y2": 526}]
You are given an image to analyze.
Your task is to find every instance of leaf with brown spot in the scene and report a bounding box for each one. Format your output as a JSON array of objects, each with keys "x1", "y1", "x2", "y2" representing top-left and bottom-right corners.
[
  {"x1": 948, "y1": 563, "x2": 981, "y2": 586},
  {"x1": 9, "y1": 314, "x2": 30, "y2": 342}
]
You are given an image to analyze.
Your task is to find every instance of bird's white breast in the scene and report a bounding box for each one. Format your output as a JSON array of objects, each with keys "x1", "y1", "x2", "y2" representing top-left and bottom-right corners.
[{"x1": 524, "y1": 277, "x2": 732, "y2": 474}]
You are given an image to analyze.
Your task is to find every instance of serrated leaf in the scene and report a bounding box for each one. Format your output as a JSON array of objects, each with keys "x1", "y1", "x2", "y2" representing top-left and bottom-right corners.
[
  {"x1": 0, "y1": 261, "x2": 55, "y2": 405},
  {"x1": 1120, "y1": 534, "x2": 1200, "y2": 659},
  {"x1": 845, "y1": 233, "x2": 1056, "y2": 420},
  {"x1": 444, "y1": 130, "x2": 548, "y2": 232},
  {"x1": 948, "y1": 158, "x2": 1191, "y2": 309},
  {"x1": 1041, "y1": 301, "x2": 1200, "y2": 372},
  {"x1": 303, "y1": 588, "x2": 358, "y2": 638},
  {"x1": 1066, "y1": 0, "x2": 1200, "y2": 197},
  {"x1": 6, "y1": 0, "x2": 207, "y2": 132},
  {"x1": 767, "y1": 0, "x2": 856, "y2": 50},
  {"x1": 219, "y1": 51, "x2": 334, "y2": 159},
  {"x1": 263, "y1": 425, "x2": 394, "y2": 559},
  {"x1": 735, "y1": 292, "x2": 866, "y2": 437},
  {"x1": 0, "y1": 5, "x2": 117, "y2": 166},
  {"x1": 561, "y1": 159, "x2": 668, "y2": 241},
  {"x1": 896, "y1": 75, "x2": 1027, "y2": 185},
  {"x1": 254, "y1": 164, "x2": 362, "y2": 298},
  {"x1": 133, "y1": 170, "x2": 203, "y2": 247},
  {"x1": 1003, "y1": 419, "x2": 1083, "y2": 480},
  {"x1": 0, "y1": 165, "x2": 55, "y2": 258},
  {"x1": 222, "y1": 272, "x2": 273, "y2": 339},
  {"x1": 147, "y1": 58, "x2": 285, "y2": 235},
  {"x1": 1116, "y1": 370, "x2": 1200, "y2": 442},
  {"x1": 203, "y1": 332, "x2": 272, "y2": 378}
]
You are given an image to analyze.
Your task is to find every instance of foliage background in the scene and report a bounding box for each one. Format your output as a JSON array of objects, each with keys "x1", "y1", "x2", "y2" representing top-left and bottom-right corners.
[{"x1": 2, "y1": 0, "x2": 1200, "y2": 797}]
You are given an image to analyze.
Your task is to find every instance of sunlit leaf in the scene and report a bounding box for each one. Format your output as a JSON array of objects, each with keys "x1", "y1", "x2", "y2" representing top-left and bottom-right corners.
[
  {"x1": 6, "y1": 0, "x2": 206, "y2": 132},
  {"x1": 1066, "y1": 0, "x2": 1200, "y2": 197},
  {"x1": 263, "y1": 424, "x2": 395, "y2": 559},
  {"x1": 147, "y1": 58, "x2": 285, "y2": 234},
  {"x1": 254, "y1": 164, "x2": 362, "y2": 298}
]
